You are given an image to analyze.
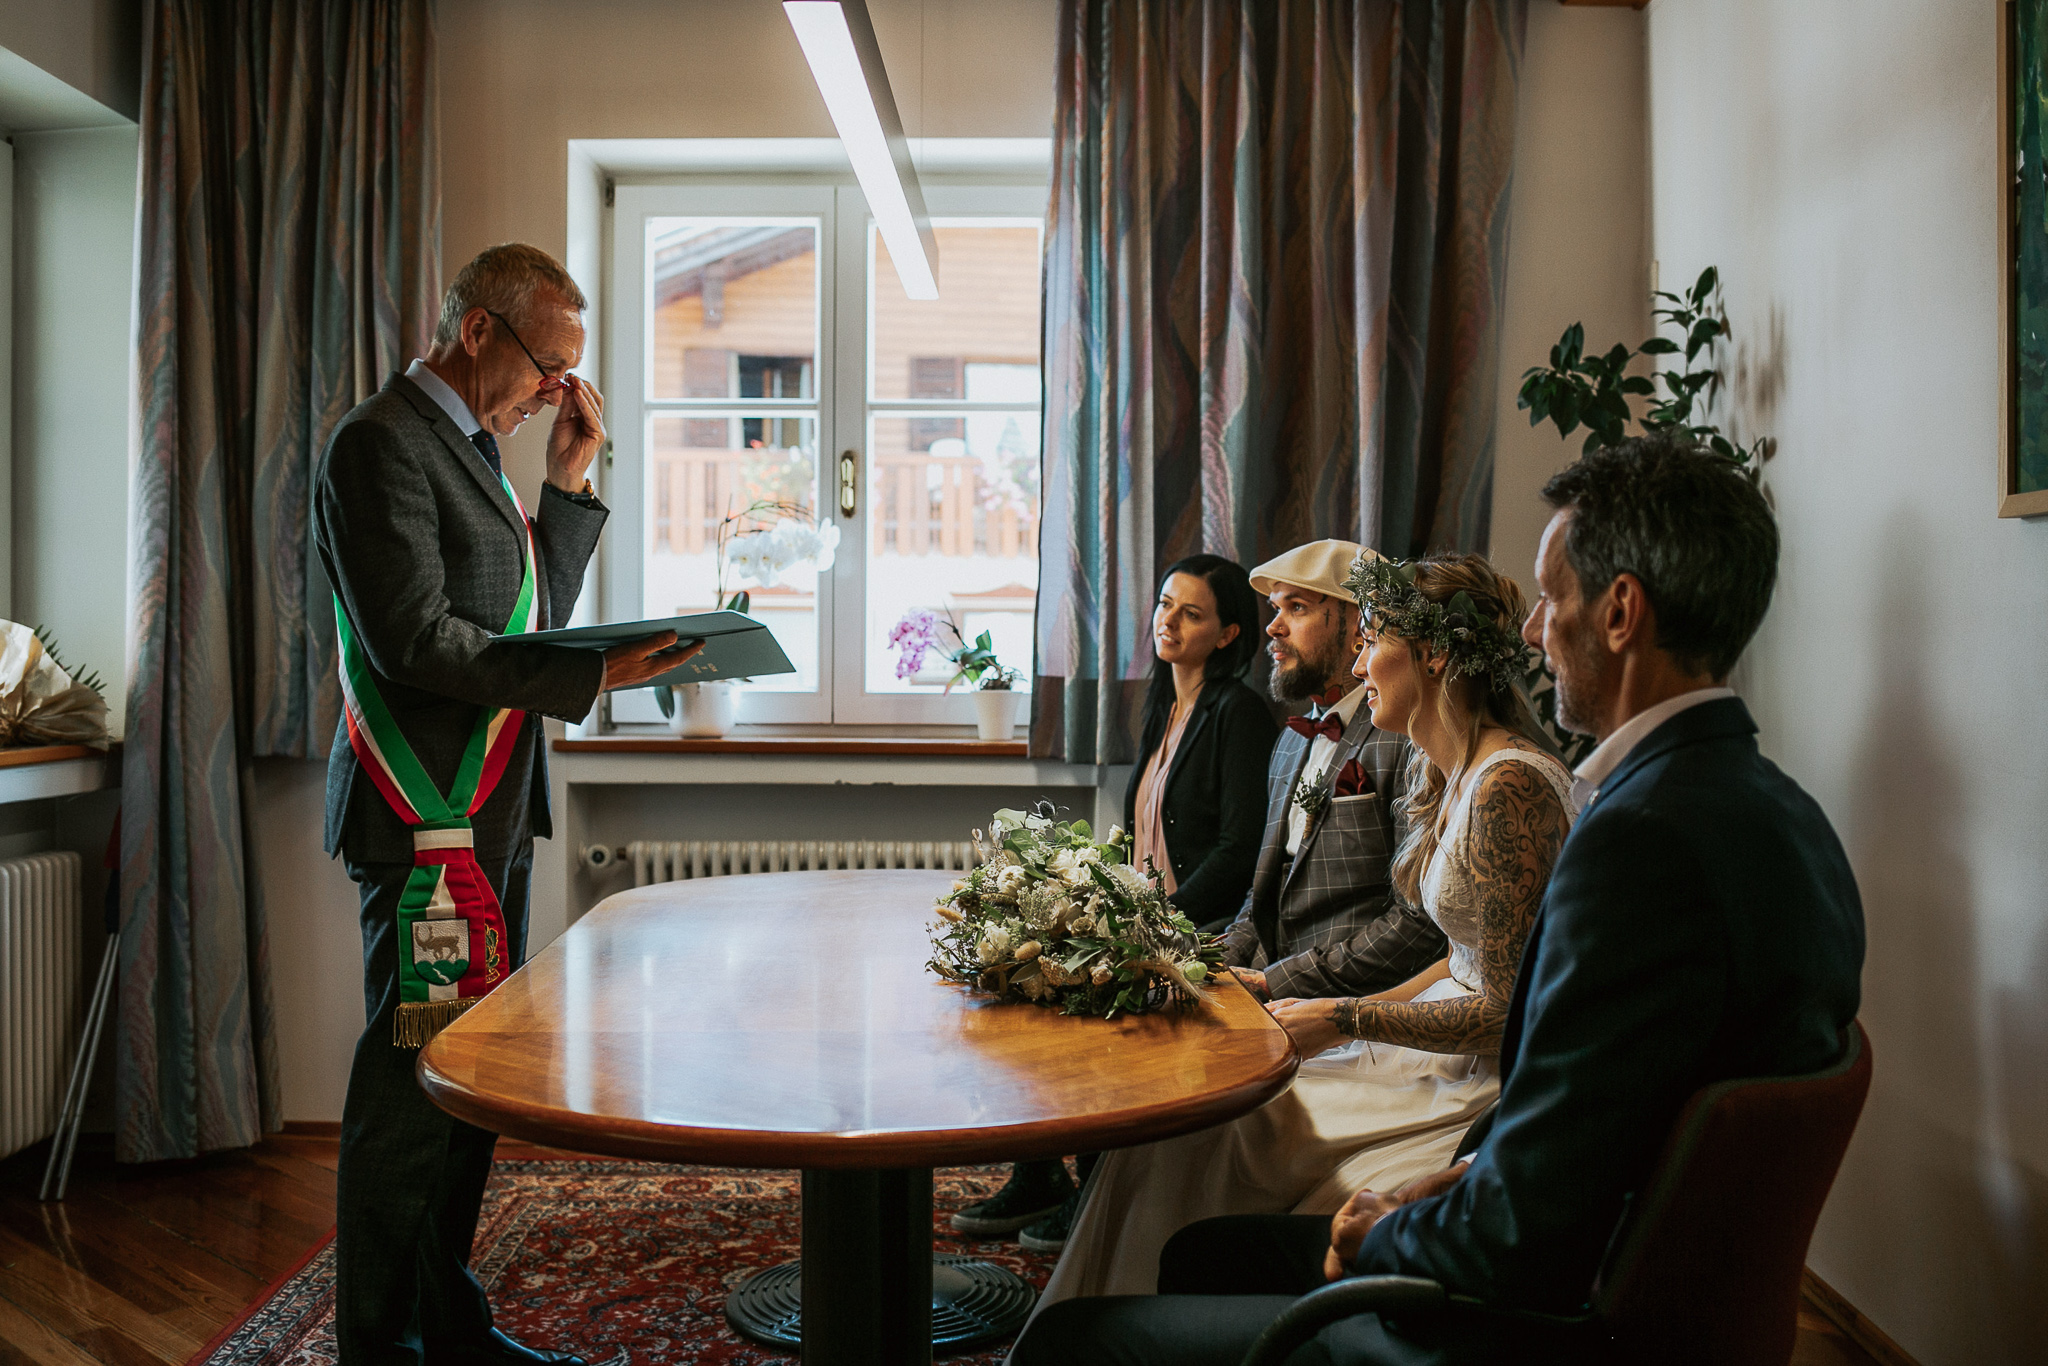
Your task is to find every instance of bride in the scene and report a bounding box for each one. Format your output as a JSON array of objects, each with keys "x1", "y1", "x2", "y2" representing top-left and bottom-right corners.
[{"x1": 1033, "y1": 552, "x2": 1577, "y2": 1309}]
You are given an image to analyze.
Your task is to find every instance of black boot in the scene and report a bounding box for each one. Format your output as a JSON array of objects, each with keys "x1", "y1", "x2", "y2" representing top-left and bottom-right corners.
[{"x1": 950, "y1": 1159, "x2": 1075, "y2": 1236}]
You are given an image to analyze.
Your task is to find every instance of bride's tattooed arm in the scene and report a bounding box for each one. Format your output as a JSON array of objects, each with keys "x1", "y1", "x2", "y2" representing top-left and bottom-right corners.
[{"x1": 1328, "y1": 760, "x2": 1568, "y2": 1056}]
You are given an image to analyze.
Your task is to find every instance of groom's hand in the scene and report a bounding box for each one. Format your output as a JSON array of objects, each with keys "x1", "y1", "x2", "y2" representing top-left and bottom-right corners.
[
  {"x1": 1323, "y1": 1161, "x2": 1471, "y2": 1281},
  {"x1": 1228, "y1": 966, "x2": 1270, "y2": 1001}
]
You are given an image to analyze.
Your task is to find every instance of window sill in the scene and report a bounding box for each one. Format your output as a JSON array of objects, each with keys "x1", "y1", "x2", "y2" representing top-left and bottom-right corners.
[
  {"x1": 554, "y1": 736, "x2": 1027, "y2": 758},
  {"x1": 0, "y1": 743, "x2": 120, "y2": 805}
]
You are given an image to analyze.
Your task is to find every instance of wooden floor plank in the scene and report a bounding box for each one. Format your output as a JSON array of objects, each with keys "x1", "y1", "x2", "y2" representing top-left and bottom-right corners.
[
  {"x1": 0, "y1": 1227, "x2": 198, "y2": 1361},
  {"x1": 0, "y1": 1296, "x2": 118, "y2": 1366}
]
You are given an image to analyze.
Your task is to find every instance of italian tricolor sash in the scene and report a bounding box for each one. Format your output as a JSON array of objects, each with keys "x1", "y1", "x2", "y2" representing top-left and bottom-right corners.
[{"x1": 336, "y1": 473, "x2": 539, "y2": 1047}]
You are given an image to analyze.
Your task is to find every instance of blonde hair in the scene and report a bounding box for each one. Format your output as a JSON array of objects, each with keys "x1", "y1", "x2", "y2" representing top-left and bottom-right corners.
[
  {"x1": 432, "y1": 243, "x2": 586, "y2": 349},
  {"x1": 1383, "y1": 554, "x2": 1548, "y2": 906}
]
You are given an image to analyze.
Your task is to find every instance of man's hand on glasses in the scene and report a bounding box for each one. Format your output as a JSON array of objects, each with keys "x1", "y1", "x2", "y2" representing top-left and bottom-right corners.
[{"x1": 544, "y1": 373, "x2": 607, "y2": 493}]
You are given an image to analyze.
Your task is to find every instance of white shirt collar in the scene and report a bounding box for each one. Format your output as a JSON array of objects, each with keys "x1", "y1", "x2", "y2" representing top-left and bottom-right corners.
[
  {"x1": 1571, "y1": 685, "x2": 1737, "y2": 808},
  {"x1": 1318, "y1": 683, "x2": 1370, "y2": 727},
  {"x1": 406, "y1": 358, "x2": 482, "y2": 437}
]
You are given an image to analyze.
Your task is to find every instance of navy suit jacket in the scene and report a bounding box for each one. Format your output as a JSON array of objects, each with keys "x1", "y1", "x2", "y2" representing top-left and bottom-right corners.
[{"x1": 1355, "y1": 697, "x2": 1865, "y2": 1312}]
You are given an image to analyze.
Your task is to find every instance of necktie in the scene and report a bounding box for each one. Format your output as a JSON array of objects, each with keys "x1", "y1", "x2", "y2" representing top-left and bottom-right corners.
[
  {"x1": 469, "y1": 429, "x2": 502, "y2": 478},
  {"x1": 1286, "y1": 710, "x2": 1346, "y2": 743}
]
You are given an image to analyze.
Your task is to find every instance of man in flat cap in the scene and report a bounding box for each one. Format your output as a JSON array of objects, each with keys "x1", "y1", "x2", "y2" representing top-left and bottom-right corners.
[{"x1": 1219, "y1": 540, "x2": 1445, "y2": 1002}]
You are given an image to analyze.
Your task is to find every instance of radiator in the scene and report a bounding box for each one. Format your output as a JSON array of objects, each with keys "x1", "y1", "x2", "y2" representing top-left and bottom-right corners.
[
  {"x1": 0, "y1": 852, "x2": 84, "y2": 1162},
  {"x1": 618, "y1": 839, "x2": 978, "y2": 888}
]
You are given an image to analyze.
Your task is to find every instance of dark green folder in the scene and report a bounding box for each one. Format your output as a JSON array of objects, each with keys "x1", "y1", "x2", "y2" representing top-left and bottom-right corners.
[{"x1": 522, "y1": 611, "x2": 796, "y2": 690}]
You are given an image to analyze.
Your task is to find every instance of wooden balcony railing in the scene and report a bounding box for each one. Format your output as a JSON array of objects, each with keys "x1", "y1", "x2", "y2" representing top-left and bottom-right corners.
[{"x1": 650, "y1": 450, "x2": 1037, "y2": 558}]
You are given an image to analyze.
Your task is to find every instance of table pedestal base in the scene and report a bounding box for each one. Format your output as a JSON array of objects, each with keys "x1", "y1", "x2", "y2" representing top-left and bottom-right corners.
[{"x1": 722, "y1": 1168, "x2": 1038, "y2": 1363}]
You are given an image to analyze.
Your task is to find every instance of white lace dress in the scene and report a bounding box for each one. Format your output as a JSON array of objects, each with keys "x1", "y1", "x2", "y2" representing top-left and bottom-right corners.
[{"x1": 1032, "y1": 747, "x2": 1576, "y2": 1310}]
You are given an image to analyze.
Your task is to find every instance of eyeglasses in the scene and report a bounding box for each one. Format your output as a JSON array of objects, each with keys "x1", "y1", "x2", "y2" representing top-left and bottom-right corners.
[{"x1": 487, "y1": 310, "x2": 570, "y2": 393}]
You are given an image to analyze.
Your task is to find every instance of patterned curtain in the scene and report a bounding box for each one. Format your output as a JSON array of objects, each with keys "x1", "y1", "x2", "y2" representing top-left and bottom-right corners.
[
  {"x1": 121, "y1": 0, "x2": 439, "y2": 1161},
  {"x1": 1034, "y1": 0, "x2": 1526, "y2": 763}
]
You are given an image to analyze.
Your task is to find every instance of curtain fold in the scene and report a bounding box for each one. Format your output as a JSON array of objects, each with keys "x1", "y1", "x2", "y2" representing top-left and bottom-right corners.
[
  {"x1": 1034, "y1": 0, "x2": 1525, "y2": 764},
  {"x1": 121, "y1": 0, "x2": 439, "y2": 1162}
]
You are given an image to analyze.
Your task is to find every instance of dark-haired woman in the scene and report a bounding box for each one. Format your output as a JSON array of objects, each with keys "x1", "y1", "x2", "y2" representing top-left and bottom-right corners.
[
  {"x1": 1123, "y1": 554, "x2": 1279, "y2": 930},
  {"x1": 950, "y1": 556, "x2": 1279, "y2": 1251}
]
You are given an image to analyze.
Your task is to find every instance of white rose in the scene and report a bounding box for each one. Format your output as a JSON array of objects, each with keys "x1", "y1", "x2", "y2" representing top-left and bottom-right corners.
[
  {"x1": 995, "y1": 864, "x2": 1029, "y2": 894},
  {"x1": 1047, "y1": 848, "x2": 1100, "y2": 886},
  {"x1": 977, "y1": 926, "x2": 1013, "y2": 964}
]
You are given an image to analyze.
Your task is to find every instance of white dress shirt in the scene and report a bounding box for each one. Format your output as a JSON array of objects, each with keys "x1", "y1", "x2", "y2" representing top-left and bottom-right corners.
[
  {"x1": 406, "y1": 358, "x2": 482, "y2": 436},
  {"x1": 1570, "y1": 685, "x2": 1737, "y2": 810},
  {"x1": 1285, "y1": 684, "x2": 1371, "y2": 856}
]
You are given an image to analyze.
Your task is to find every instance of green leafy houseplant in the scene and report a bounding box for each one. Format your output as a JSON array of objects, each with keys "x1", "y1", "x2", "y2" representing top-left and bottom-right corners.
[
  {"x1": 1511, "y1": 266, "x2": 1774, "y2": 764},
  {"x1": 1516, "y1": 266, "x2": 1770, "y2": 474}
]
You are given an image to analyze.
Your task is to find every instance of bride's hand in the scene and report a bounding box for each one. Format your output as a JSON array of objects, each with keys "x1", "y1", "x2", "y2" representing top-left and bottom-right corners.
[{"x1": 1267, "y1": 997, "x2": 1347, "y2": 1057}]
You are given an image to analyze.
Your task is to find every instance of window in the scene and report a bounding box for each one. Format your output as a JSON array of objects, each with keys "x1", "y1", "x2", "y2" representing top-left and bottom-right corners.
[{"x1": 606, "y1": 182, "x2": 1046, "y2": 726}]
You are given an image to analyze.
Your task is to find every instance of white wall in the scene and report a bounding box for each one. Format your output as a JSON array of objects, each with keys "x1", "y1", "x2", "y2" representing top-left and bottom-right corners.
[
  {"x1": 1647, "y1": 2, "x2": 2045, "y2": 1360},
  {"x1": 1489, "y1": 2, "x2": 1650, "y2": 588},
  {"x1": 11, "y1": 125, "x2": 135, "y2": 728}
]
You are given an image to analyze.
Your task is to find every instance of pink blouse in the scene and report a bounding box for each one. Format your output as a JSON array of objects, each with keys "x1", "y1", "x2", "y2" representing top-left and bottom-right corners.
[{"x1": 1133, "y1": 692, "x2": 1198, "y2": 894}]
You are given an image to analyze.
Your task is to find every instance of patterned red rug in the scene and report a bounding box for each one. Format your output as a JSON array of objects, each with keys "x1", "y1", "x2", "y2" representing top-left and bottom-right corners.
[{"x1": 186, "y1": 1161, "x2": 1061, "y2": 1366}]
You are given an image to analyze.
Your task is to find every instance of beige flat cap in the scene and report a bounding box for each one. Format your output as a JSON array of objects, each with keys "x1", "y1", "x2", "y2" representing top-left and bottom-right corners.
[{"x1": 1248, "y1": 539, "x2": 1383, "y2": 602}]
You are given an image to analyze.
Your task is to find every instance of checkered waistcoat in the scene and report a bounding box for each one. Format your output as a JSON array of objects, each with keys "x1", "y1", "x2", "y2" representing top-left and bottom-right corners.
[{"x1": 1219, "y1": 706, "x2": 1449, "y2": 999}]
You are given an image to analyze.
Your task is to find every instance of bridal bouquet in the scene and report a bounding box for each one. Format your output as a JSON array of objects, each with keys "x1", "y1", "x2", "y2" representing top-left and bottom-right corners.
[{"x1": 928, "y1": 807, "x2": 1222, "y2": 1018}]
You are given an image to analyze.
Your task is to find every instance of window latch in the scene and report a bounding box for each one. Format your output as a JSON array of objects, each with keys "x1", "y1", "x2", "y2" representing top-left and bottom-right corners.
[{"x1": 838, "y1": 450, "x2": 858, "y2": 517}]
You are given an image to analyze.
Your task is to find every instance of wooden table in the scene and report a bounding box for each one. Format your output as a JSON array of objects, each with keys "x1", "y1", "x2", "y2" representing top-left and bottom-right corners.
[{"x1": 419, "y1": 869, "x2": 1298, "y2": 1365}]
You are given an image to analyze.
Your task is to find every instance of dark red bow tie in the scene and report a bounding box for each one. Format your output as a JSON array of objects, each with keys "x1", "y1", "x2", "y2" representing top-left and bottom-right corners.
[{"x1": 1286, "y1": 711, "x2": 1347, "y2": 743}]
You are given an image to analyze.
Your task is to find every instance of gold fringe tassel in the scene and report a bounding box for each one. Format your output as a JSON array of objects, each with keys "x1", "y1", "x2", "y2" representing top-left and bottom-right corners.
[{"x1": 393, "y1": 997, "x2": 478, "y2": 1048}]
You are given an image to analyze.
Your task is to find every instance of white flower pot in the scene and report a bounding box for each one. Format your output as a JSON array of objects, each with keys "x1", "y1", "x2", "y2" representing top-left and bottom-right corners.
[
  {"x1": 973, "y1": 687, "x2": 1020, "y2": 742},
  {"x1": 669, "y1": 681, "x2": 738, "y2": 738}
]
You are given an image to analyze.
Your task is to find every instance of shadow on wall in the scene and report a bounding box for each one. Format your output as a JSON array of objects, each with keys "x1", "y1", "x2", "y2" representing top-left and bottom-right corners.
[{"x1": 1829, "y1": 507, "x2": 2048, "y2": 1359}]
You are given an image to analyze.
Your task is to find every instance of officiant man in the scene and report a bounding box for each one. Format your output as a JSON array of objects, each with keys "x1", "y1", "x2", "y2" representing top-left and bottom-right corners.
[{"x1": 315, "y1": 243, "x2": 685, "y2": 1366}]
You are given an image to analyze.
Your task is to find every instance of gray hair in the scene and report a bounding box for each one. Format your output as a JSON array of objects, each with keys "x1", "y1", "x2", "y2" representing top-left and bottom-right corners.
[
  {"x1": 432, "y1": 243, "x2": 587, "y2": 349},
  {"x1": 1540, "y1": 432, "x2": 1779, "y2": 681}
]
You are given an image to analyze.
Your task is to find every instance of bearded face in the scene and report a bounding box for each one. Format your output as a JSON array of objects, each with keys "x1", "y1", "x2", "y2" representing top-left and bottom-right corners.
[{"x1": 1265, "y1": 588, "x2": 1359, "y2": 703}]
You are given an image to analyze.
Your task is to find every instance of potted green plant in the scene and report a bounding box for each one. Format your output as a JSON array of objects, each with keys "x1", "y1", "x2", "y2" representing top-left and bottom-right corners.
[
  {"x1": 887, "y1": 608, "x2": 1024, "y2": 741},
  {"x1": 656, "y1": 499, "x2": 838, "y2": 737},
  {"x1": 1513, "y1": 266, "x2": 1774, "y2": 761}
]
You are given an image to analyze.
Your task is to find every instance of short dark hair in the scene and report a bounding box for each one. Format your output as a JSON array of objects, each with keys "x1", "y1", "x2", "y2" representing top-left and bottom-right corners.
[{"x1": 1540, "y1": 433, "x2": 1779, "y2": 680}]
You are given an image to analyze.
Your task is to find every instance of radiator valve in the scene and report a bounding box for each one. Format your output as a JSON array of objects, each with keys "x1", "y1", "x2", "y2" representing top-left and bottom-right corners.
[{"x1": 580, "y1": 844, "x2": 625, "y2": 871}]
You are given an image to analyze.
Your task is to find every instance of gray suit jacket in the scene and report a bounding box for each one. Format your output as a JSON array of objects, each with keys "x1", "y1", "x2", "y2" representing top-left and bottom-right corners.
[
  {"x1": 1220, "y1": 701, "x2": 1448, "y2": 998},
  {"x1": 314, "y1": 373, "x2": 608, "y2": 864}
]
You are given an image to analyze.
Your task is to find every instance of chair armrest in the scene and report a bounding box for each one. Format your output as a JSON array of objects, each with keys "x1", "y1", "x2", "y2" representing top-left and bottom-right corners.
[{"x1": 1239, "y1": 1276, "x2": 1448, "y2": 1366}]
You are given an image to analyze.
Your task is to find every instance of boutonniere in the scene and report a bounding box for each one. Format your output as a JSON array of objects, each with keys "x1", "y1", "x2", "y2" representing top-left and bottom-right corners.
[{"x1": 1291, "y1": 768, "x2": 1331, "y2": 821}]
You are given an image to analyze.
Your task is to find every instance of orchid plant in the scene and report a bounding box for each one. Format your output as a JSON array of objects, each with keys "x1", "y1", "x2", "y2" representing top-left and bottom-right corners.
[
  {"x1": 713, "y1": 498, "x2": 840, "y2": 614},
  {"x1": 653, "y1": 498, "x2": 840, "y2": 719},
  {"x1": 887, "y1": 608, "x2": 1022, "y2": 692}
]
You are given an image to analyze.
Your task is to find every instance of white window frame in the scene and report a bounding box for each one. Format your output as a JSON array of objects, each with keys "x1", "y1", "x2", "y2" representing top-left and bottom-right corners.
[{"x1": 602, "y1": 173, "x2": 1047, "y2": 731}]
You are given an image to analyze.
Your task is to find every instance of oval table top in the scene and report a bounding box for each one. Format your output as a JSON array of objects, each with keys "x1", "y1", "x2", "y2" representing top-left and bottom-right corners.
[{"x1": 419, "y1": 868, "x2": 1299, "y2": 1168}]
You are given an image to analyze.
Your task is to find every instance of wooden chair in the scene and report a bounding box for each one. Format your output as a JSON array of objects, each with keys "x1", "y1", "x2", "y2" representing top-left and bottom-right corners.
[{"x1": 1241, "y1": 1022, "x2": 1874, "y2": 1366}]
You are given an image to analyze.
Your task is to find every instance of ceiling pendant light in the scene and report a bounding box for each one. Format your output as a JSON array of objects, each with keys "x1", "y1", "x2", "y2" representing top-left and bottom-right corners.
[{"x1": 783, "y1": 0, "x2": 940, "y2": 298}]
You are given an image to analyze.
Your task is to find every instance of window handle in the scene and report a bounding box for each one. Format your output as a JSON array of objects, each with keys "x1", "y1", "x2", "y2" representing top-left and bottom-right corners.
[{"x1": 838, "y1": 450, "x2": 858, "y2": 517}]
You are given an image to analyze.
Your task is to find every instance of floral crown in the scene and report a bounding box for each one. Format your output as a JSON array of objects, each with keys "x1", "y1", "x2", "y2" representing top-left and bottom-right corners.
[{"x1": 1343, "y1": 555, "x2": 1531, "y2": 694}]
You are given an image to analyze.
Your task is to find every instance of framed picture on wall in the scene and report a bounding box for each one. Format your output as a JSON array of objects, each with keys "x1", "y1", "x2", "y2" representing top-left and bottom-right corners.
[{"x1": 2004, "y1": 0, "x2": 2048, "y2": 516}]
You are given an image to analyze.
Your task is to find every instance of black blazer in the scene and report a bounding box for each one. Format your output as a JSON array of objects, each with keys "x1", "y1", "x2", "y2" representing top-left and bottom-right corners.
[
  {"x1": 315, "y1": 374, "x2": 609, "y2": 864},
  {"x1": 1121, "y1": 677, "x2": 1278, "y2": 928},
  {"x1": 1356, "y1": 698, "x2": 1865, "y2": 1318}
]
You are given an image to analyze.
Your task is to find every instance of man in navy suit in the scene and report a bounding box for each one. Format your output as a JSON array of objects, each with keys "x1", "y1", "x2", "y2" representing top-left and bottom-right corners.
[{"x1": 1010, "y1": 434, "x2": 1867, "y2": 1365}]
